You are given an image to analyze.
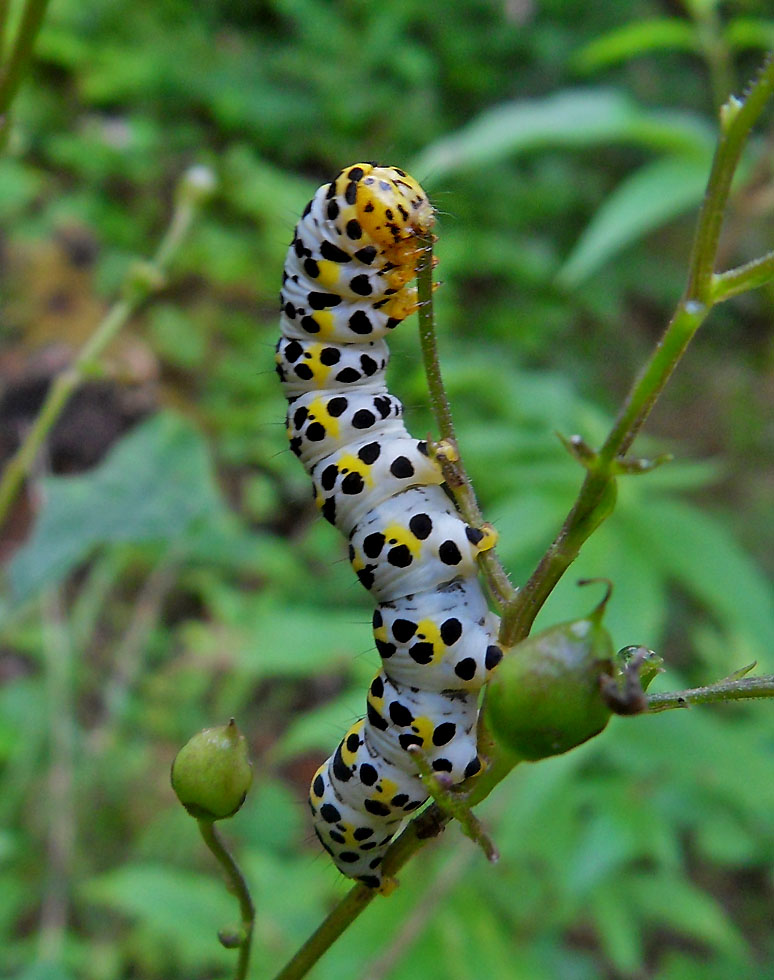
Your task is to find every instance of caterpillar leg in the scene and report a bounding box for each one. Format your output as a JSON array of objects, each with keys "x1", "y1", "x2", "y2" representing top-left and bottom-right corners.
[
  {"x1": 466, "y1": 521, "x2": 498, "y2": 555},
  {"x1": 382, "y1": 279, "x2": 440, "y2": 321},
  {"x1": 407, "y1": 745, "x2": 499, "y2": 864}
]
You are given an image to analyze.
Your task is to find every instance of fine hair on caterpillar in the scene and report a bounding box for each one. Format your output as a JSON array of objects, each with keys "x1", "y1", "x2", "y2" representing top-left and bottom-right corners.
[{"x1": 276, "y1": 163, "x2": 502, "y2": 888}]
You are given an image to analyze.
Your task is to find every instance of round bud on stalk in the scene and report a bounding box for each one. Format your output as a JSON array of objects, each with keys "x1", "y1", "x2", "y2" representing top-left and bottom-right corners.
[
  {"x1": 218, "y1": 926, "x2": 246, "y2": 949},
  {"x1": 171, "y1": 719, "x2": 252, "y2": 820},
  {"x1": 485, "y1": 581, "x2": 617, "y2": 761},
  {"x1": 178, "y1": 164, "x2": 217, "y2": 206}
]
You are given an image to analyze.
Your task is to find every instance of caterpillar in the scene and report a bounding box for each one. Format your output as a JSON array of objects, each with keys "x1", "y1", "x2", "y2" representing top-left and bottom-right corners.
[{"x1": 276, "y1": 163, "x2": 503, "y2": 888}]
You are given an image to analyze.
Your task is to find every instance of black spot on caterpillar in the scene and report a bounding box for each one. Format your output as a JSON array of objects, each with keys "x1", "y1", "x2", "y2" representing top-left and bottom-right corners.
[{"x1": 276, "y1": 164, "x2": 502, "y2": 888}]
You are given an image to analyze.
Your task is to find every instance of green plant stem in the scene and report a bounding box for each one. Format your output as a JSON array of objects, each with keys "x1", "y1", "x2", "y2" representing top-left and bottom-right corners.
[
  {"x1": 355, "y1": 848, "x2": 473, "y2": 980},
  {"x1": 415, "y1": 237, "x2": 516, "y2": 611},
  {"x1": 0, "y1": 0, "x2": 10, "y2": 61},
  {"x1": 712, "y1": 250, "x2": 774, "y2": 301},
  {"x1": 273, "y1": 883, "x2": 376, "y2": 980},
  {"x1": 0, "y1": 174, "x2": 208, "y2": 530},
  {"x1": 691, "y1": 2, "x2": 735, "y2": 111},
  {"x1": 69, "y1": 551, "x2": 124, "y2": 651},
  {"x1": 38, "y1": 588, "x2": 75, "y2": 964},
  {"x1": 646, "y1": 674, "x2": 774, "y2": 712},
  {"x1": 272, "y1": 800, "x2": 458, "y2": 980},
  {"x1": 499, "y1": 53, "x2": 774, "y2": 647},
  {"x1": 415, "y1": 241, "x2": 455, "y2": 444},
  {"x1": 686, "y1": 53, "x2": 774, "y2": 303},
  {"x1": 0, "y1": 0, "x2": 51, "y2": 146},
  {"x1": 88, "y1": 554, "x2": 180, "y2": 755},
  {"x1": 498, "y1": 295, "x2": 708, "y2": 645},
  {"x1": 274, "y1": 56, "x2": 774, "y2": 980},
  {"x1": 197, "y1": 820, "x2": 254, "y2": 980}
]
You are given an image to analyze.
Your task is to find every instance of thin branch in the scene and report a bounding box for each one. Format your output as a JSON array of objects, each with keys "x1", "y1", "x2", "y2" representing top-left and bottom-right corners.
[
  {"x1": 37, "y1": 587, "x2": 75, "y2": 963},
  {"x1": 273, "y1": 883, "x2": 378, "y2": 980},
  {"x1": 356, "y1": 848, "x2": 473, "y2": 980},
  {"x1": 415, "y1": 238, "x2": 456, "y2": 444},
  {"x1": 646, "y1": 674, "x2": 774, "y2": 712},
  {"x1": 0, "y1": 166, "x2": 215, "y2": 530},
  {"x1": 690, "y1": 3, "x2": 736, "y2": 112},
  {"x1": 499, "y1": 52, "x2": 774, "y2": 647},
  {"x1": 87, "y1": 554, "x2": 181, "y2": 755},
  {"x1": 712, "y1": 250, "x2": 774, "y2": 302},
  {"x1": 0, "y1": 0, "x2": 51, "y2": 146},
  {"x1": 197, "y1": 820, "x2": 255, "y2": 980},
  {"x1": 0, "y1": 0, "x2": 10, "y2": 62},
  {"x1": 685, "y1": 53, "x2": 774, "y2": 303},
  {"x1": 415, "y1": 236, "x2": 516, "y2": 611},
  {"x1": 69, "y1": 551, "x2": 125, "y2": 651}
]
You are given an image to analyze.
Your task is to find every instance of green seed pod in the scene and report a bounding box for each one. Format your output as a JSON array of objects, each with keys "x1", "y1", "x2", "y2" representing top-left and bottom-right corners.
[
  {"x1": 171, "y1": 719, "x2": 252, "y2": 820},
  {"x1": 485, "y1": 582, "x2": 616, "y2": 761}
]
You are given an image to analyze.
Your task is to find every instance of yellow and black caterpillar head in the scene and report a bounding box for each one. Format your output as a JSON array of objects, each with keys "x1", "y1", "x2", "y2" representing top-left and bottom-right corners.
[
  {"x1": 277, "y1": 165, "x2": 500, "y2": 888},
  {"x1": 276, "y1": 163, "x2": 435, "y2": 355}
]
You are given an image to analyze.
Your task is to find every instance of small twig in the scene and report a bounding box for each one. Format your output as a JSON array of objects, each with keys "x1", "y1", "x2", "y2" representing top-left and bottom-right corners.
[
  {"x1": 197, "y1": 820, "x2": 255, "y2": 980},
  {"x1": 711, "y1": 250, "x2": 774, "y2": 302},
  {"x1": 0, "y1": 166, "x2": 215, "y2": 529},
  {"x1": 356, "y1": 848, "x2": 473, "y2": 980},
  {"x1": 69, "y1": 551, "x2": 125, "y2": 651},
  {"x1": 273, "y1": 882, "x2": 378, "y2": 980},
  {"x1": 37, "y1": 587, "x2": 75, "y2": 963},
  {"x1": 685, "y1": 53, "x2": 774, "y2": 304},
  {"x1": 0, "y1": 0, "x2": 10, "y2": 61},
  {"x1": 87, "y1": 554, "x2": 181, "y2": 755},
  {"x1": 690, "y1": 2, "x2": 736, "y2": 112},
  {"x1": 0, "y1": 0, "x2": 51, "y2": 147},
  {"x1": 499, "y1": 52, "x2": 774, "y2": 647},
  {"x1": 415, "y1": 239, "x2": 455, "y2": 444},
  {"x1": 415, "y1": 236, "x2": 516, "y2": 611},
  {"x1": 408, "y1": 745, "x2": 498, "y2": 862},
  {"x1": 646, "y1": 673, "x2": 774, "y2": 712}
]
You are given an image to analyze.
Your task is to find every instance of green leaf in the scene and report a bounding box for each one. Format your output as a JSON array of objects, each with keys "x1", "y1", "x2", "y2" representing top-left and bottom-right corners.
[
  {"x1": 0, "y1": 160, "x2": 46, "y2": 220},
  {"x1": 572, "y1": 19, "x2": 700, "y2": 74},
  {"x1": 8, "y1": 412, "x2": 226, "y2": 604},
  {"x1": 180, "y1": 589, "x2": 375, "y2": 681},
  {"x1": 276, "y1": 686, "x2": 365, "y2": 759},
  {"x1": 725, "y1": 17, "x2": 774, "y2": 52},
  {"x1": 630, "y1": 498, "x2": 774, "y2": 660},
  {"x1": 557, "y1": 152, "x2": 713, "y2": 287},
  {"x1": 80, "y1": 863, "x2": 234, "y2": 969},
  {"x1": 630, "y1": 871, "x2": 746, "y2": 953},
  {"x1": 588, "y1": 882, "x2": 643, "y2": 973},
  {"x1": 564, "y1": 811, "x2": 641, "y2": 895},
  {"x1": 12, "y1": 965, "x2": 75, "y2": 980},
  {"x1": 411, "y1": 90, "x2": 713, "y2": 182}
]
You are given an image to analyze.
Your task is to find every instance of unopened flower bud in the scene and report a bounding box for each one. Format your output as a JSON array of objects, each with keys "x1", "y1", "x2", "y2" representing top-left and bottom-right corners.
[
  {"x1": 171, "y1": 719, "x2": 252, "y2": 820},
  {"x1": 178, "y1": 164, "x2": 217, "y2": 206}
]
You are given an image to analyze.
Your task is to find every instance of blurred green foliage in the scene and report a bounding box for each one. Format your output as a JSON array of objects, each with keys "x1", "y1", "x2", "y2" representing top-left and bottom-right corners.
[{"x1": 1, "y1": 0, "x2": 774, "y2": 978}]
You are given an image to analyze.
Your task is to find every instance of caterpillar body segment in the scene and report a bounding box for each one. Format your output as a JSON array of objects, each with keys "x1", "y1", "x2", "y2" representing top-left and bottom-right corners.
[{"x1": 277, "y1": 164, "x2": 501, "y2": 887}]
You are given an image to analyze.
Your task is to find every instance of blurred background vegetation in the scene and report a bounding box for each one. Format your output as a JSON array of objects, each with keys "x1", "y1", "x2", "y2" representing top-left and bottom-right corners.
[{"x1": 1, "y1": 0, "x2": 774, "y2": 978}]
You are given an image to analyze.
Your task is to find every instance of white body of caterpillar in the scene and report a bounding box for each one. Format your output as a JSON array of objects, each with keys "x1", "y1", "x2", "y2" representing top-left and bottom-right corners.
[{"x1": 276, "y1": 164, "x2": 502, "y2": 887}]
